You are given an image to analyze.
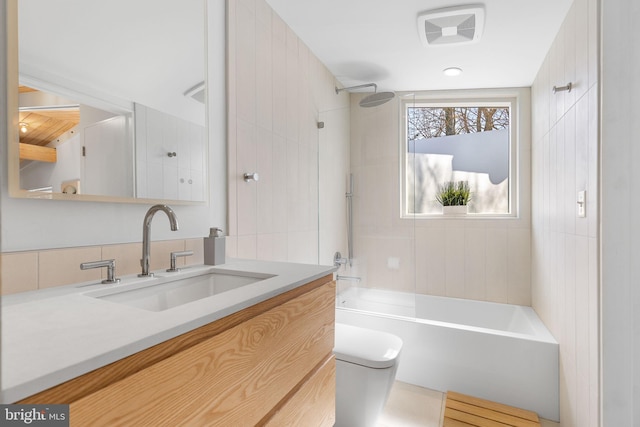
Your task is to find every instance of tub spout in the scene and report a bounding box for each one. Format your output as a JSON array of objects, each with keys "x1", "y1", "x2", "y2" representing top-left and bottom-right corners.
[
  {"x1": 139, "y1": 204, "x2": 179, "y2": 277},
  {"x1": 336, "y1": 275, "x2": 361, "y2": 283}
]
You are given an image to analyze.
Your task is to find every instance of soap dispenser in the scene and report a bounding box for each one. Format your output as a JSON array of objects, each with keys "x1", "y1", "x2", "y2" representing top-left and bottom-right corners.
[{"x1": 204, "y1": 227, "x2": 225, "y2": 265}]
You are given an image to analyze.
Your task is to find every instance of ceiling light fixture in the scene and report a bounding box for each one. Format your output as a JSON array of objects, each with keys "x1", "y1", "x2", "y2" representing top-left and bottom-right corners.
[
  {"x1": 19, "y1": 122, "x2": 29, "y2": 133},
  {"x1": 443, "y1": 67, "x2": 463, "y2": 77}
]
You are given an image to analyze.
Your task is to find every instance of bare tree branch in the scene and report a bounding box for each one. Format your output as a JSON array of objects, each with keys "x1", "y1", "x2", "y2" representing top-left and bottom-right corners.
[{"x1": 408, "y1": 106, "x2": 509, "y2": 141}]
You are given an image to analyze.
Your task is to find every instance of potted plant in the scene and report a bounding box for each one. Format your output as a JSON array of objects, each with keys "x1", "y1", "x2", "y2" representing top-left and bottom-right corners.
[{"x1": 436, "y1": 181, "x2": 471, "y2": 215}]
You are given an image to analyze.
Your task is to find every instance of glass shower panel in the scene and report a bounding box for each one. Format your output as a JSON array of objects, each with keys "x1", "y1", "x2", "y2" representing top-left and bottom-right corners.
[
  {"x1": 320, "y1": 91, "x2": 417, "y2": 319},
  {"x1": 318, "y1": 107, "x2": 350, "y2": 267}
]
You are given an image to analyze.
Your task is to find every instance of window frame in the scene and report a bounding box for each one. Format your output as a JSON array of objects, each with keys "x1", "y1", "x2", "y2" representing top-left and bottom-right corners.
[{"x1": 400, "y1": 90, "x2": 521, "y2": 219}]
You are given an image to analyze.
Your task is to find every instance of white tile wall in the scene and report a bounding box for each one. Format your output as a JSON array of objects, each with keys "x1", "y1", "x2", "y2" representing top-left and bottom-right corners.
[
  {"x1": 227, "y1": 0, "x2": 350, "y2": 265},
  {"x1": 349, "y1": 89, "x2": 532, "y2": 305},
  {"x1": 601, "y1": 0, "x2": 640, "y2": 424},
  {"x1": 531, "y1": 0, "x2": 599, "y2": 425}
]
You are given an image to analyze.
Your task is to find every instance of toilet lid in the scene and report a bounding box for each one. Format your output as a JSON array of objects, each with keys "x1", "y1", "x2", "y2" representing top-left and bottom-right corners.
[{"x1": 333, "y1": 323, "x2": 403, "y2": 369}]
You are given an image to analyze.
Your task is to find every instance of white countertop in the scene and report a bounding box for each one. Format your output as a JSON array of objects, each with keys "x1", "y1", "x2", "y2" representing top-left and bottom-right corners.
[{"x1": 1, "y1": 259, "x2": 336, "y2": 403}]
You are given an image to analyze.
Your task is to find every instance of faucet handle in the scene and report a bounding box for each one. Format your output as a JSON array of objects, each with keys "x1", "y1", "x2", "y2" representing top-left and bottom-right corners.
[
  {"x1": 333, "y1": 251, "x2": 349, "y2": 267},
  {"x1": 80, "y1": 259, "x2": 120, "y2": 284},
  {"x1": 167, "y1": 250, "x2": 194, "y2": 272}
]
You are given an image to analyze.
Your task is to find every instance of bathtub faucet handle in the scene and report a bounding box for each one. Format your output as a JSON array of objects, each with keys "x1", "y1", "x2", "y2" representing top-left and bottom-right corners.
[{"x1": 334, "y1": 251, "x2": 349, "y2": 267}]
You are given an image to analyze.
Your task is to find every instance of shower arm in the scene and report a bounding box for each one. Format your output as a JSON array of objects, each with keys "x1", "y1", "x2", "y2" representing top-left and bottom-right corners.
[{"x1": 335, "y1": 83, "x2": 377, "y2": 94}]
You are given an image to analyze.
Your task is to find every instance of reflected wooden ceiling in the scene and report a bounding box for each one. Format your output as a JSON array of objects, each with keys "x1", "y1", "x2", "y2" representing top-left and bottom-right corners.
[{"x1": 19, "y1": 85, "x2": 80, "y2": 147}]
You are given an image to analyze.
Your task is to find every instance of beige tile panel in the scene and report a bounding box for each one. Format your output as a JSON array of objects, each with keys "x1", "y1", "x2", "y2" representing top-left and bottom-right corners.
[
  {"x1": 485, "y1": 228, "x2": 508, "y2": 303},
  {"x1": 1, "y1": 252, "x2": 39, "y2": 295},
  {"x1": 184, "y1": 238, "x2": 204, "y2": 266},
  {"x1": 101, "y1": 242, "x2": 143, "y2": 277},
  {"x1": 39, "y1": 246, "x2": 102, "y2": 289},
  {"x1": 2, "y1": 239, "x2": 201, "y2": 294},
  {"x1": 148, "y1": 240, "x2": 185, "y2": 272},
  {"x1": 506, "y1": 228, "x2": 532, "y2": 305}
]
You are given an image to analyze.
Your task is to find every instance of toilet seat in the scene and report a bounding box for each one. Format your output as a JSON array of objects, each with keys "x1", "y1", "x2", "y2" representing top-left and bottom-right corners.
[{"x1": 334, "y1": 323, "x2": 403, "y2": 369}]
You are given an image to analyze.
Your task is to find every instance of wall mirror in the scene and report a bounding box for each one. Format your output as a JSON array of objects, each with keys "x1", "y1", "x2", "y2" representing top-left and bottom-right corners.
[{"x1": 8, "y1": 0, "x2": 207, "y2": 203}]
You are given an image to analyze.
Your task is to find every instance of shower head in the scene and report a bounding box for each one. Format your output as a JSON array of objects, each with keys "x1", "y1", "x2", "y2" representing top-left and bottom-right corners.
[
  {"x1": 359, "y1": 91, "x2": 395, "y2": 108},
  {"x1": 335, "y1": 83, "x2": 396, "y2": 108}
]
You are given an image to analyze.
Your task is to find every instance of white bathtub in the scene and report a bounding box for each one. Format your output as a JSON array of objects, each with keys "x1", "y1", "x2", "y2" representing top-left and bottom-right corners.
[{"x1": 335, "y1": 287, "x2": 559, "y2": 421}]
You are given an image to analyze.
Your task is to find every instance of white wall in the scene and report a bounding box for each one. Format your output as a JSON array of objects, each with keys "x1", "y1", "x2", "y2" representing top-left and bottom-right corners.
[
  {"x1": 601, "y1": 0, "x2": 640, "y2": 425},
  {"x1": 0, "y1": 0, "x2": 227, "y2": 252},
  {"x1": 226, "y1": 0, "x2": 350, "y2": 265},
  {"x1": 530, "y1": 0, "x2": 599, "y2": 425}
]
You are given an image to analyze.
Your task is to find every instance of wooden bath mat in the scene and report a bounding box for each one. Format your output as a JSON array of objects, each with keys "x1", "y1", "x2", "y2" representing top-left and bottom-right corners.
[{"x1": 443, "y1": 391, "x2": 541, "y2": 427}]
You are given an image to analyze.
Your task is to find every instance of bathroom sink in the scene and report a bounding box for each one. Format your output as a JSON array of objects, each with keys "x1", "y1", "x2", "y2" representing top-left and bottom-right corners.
[{"x1": 89, "y1": 270, "x2": 275, "y2": 312}]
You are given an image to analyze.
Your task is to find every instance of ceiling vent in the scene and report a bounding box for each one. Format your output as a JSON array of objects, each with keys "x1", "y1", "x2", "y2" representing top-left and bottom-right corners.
[{"x1": 417, "y1": 5, "x2": 485, "y2": 46}]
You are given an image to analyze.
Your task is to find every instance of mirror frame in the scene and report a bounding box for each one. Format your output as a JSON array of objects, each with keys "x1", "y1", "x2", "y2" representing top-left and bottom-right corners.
[{"x1": 5, "y1": 0, "x2": 209, "y2": 205}]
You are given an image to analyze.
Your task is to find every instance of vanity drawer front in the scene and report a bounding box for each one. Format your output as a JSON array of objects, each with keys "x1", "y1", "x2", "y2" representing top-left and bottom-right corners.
[
  {"x1": 265, "y1": 355, "x2": 336, "y2": 427},
  {"x1": 69, "y1": 280, "x2": 336, "y2": 427}
]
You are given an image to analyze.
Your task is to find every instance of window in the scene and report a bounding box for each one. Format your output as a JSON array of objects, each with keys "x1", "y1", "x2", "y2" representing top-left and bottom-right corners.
[{"x1": 402, "y1": 95, "x2": 517, "y2": 217}]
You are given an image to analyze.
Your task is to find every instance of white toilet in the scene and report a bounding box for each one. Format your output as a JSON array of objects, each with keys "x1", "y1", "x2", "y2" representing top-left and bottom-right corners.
[{"x1": 333, "y1": 323, "x2": 403, "y2": 427}]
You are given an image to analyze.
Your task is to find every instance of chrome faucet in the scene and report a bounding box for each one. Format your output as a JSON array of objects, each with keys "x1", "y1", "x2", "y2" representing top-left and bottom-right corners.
[{"x1": 139, "y1": 204, "x2": 179, "y2": 277}]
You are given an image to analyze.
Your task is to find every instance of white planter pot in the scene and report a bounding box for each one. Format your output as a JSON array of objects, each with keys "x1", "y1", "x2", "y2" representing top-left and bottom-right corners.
[{"x1": 442, "y1": 205, "x2": 468, "y2": 215}]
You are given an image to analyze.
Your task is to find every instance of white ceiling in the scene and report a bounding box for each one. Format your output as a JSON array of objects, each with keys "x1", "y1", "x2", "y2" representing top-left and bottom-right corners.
[{"x1": 265, "y1": 0, "x2": 574, "y2": 92}]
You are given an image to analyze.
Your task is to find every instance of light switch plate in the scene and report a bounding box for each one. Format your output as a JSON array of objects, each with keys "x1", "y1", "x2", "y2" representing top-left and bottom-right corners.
[{"x1": 577, "y1": 190, "x2": 586, "y2": 218}]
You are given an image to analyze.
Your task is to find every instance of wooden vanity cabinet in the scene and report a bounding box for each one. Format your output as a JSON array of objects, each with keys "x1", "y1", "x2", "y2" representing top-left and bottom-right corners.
[{"x1": 19, "y1": 275, "x2": 336, "y2": 427}]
